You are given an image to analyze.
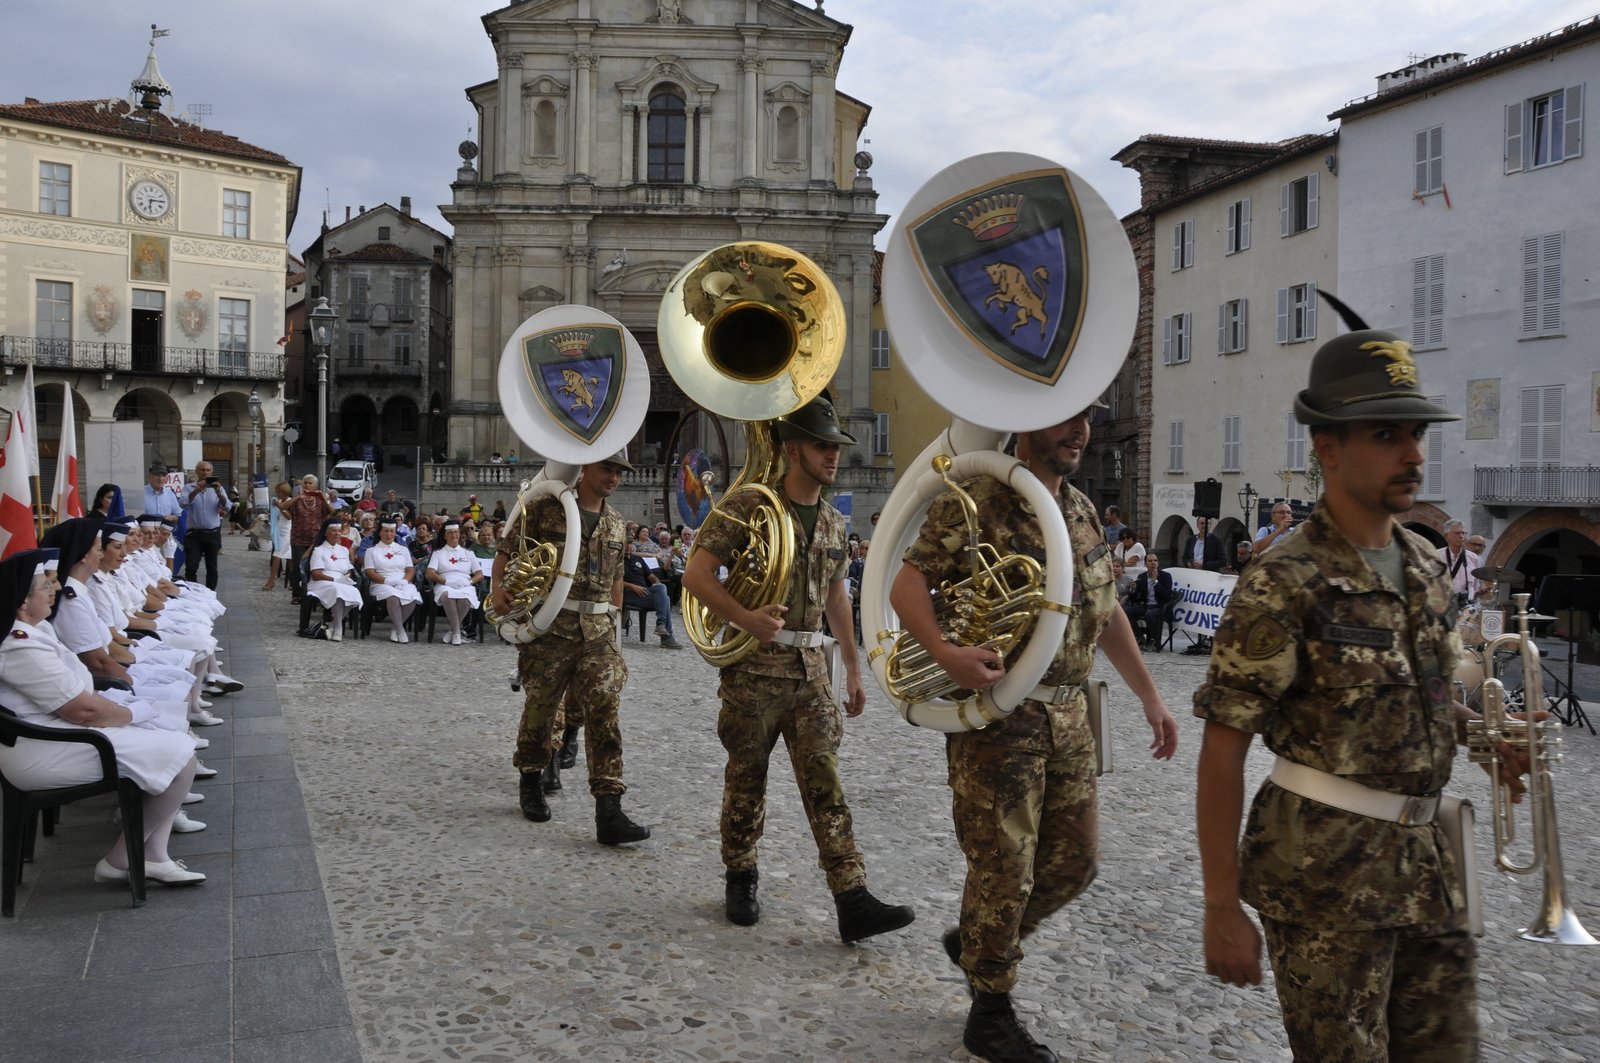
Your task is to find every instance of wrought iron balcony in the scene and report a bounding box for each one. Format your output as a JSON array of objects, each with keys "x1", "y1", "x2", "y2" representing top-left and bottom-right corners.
[
  {"x1": 337, "y1": 362, "x2": 422, "y2": 384},
  {"x1": 1473, "y1": 465, "x2": 1600, "y2": 506},
  {"x1": 1, "y1": 335, "x2": 284, "y2": 381}
]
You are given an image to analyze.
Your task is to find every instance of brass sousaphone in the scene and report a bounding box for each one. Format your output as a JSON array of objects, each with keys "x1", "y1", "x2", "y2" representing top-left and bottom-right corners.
[
  {"x1": 861, "y1": 153, "x2": 1138, "y2": 731},
  {"x1": 490, "y1": 304, "x2": 650, "y2": 643},
  {"x1": 657, "y1": 241, "x2": 846, "y2": 666}
]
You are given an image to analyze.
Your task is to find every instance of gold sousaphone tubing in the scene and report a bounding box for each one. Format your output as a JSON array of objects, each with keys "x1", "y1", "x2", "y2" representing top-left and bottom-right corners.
[{"x1": 657, "y1": 241, "x2": 846, "y2": 666}]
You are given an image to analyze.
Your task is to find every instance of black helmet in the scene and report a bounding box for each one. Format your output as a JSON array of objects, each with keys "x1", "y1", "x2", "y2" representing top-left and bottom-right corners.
[
  {"x1": 1292, "y1": 293, "x2": 1460, "y2": 427},
  {"x1": 775, "y1": 396, "x2": 857, "y2": 445}
]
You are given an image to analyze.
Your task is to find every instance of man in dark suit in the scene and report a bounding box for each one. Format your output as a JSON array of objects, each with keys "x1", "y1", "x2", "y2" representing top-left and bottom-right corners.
[
  {"x1": 1123, "y1": 554, "x2": 1175, "y2": 650},
  {"x1": 1181, "y1": 516, "x2": 1226, "y2": 572}
]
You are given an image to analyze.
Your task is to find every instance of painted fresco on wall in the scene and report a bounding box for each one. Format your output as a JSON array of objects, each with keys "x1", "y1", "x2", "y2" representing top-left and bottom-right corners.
[
  {"x1": 128, "y1": 233, "x2": 169, "y2": 284},
  {"x1": 1466, "y1": 377, "x2": 1499, "y2": 440}
]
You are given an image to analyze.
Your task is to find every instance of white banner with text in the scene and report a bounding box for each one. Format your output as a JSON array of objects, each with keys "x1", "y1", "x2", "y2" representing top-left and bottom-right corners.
[{"x1": 1166, "y1": 567, "x2": 1240, "y2": 641}]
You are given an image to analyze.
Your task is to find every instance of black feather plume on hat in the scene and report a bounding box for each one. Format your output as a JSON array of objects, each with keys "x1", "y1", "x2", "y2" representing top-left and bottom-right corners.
[{"x1": 1316, "y1": 290, "x2": 1370, "y2": 332}]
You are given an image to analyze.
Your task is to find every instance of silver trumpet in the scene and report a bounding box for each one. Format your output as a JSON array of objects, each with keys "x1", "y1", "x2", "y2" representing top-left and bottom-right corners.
[{"x1": 1465, "y1": 593, "x2": 1597, "y2": 945}]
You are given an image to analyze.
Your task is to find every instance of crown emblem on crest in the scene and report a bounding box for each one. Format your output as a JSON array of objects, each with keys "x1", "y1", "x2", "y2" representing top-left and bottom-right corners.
[
  {"x1": 550, "y1": 331, "x2": 594, "y2": 355},
  {"x1": 953, "y1": 194, "x2": 1025, "y2": 241}
]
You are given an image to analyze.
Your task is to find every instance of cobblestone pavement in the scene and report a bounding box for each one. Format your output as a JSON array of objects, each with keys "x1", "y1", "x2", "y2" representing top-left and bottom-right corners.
[{"x1": 247, "y1": 534, "x2": 1600, "y2": 1063}]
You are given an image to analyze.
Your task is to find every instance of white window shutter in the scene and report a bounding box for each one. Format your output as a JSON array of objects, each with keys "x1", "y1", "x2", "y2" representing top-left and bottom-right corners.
[
  {"x1": 1541, "y1": 232, "x2": 1563, "y2": 333},
  {"x1": 1240, "y1": 298, "x2": 1248, "y2": 350},
  {"x1": 1415, "y1": 130, "x2": 1430, "y2": 196},
  {"x1": 1182, "y1": 312, "x2": 1192, "y2": 361},
  {"x1": 1162, "y1": 315, "x2": 1173, "y2": 364},
  {"x1": 1240, "y1": 198, "x2": 1251, "y2": 249},
  {"x1": 1280, "y1": 181, "x2": 1291, "y2": 236},
  {"x1": 1306, "y1": 172, "x2": 1319, "y2": 230},
  {"x1": 1429, "y1": 126, "x2": 1444, "y2": 192},
  {"x1": 1422, "y1": 406, "x2": 1444, "y2": 498},
  {"x1": 1505, "y1": 102, "x2": 1525, "y2": 173},
  {"x1": 1218, "y1": 303, "x2": 1227, "y2": 353},
  {"x1": 1521, "y1": 236, "x2": 1542, "y2": 334},
  {"x1": 1184, "y1": 220, "x2": 1195, "y2": 268},
  {"x1": 1519, "y1": 388, "x2": 1541, "y2": 463},
  {"x1": 1306, "y1": 282, "x2": 1318, "y2": 339},
  {"x1": 1276, "y1": 287, "x2": 1289, "y2": 342},
  {"x1": 1564, "y1": 84, "x2": 1584, "y2": 160},
  {"x1": 1543, "y1": 385, "x2": 1563, "y2": 462},
  {"x1": 1172, "y1": 224, "x2": 1183, "y2": 271},
  {"x1": 1225, "y1": 205, "x2": 1236, "y2": 252},
  {"x1": 1428, "y1": 255, "x2": 1445, "y2": 346},
  {"x1": 1411, "y1": 257, "x2": 1429, "y2": 345}
]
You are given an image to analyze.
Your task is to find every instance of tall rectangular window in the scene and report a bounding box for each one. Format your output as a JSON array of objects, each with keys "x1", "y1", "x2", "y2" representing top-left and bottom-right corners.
[
  {"x1": 1285, "y1": 414, "x2": 1307, "y2": 472},
  {"x1": 1171, "y1": 219, "x2": 1195, "y2": 271},
  {"x1": 873, "y1": 412, "x2": 890, "y2": 456},
  {"x1": 391, "y1": 331, "x2": 412, "y2": 366},
  {"x1": 1225, "y1": 198, "x2": 1251, "y2": 254},
  {"x1": 348, "y1": 274, "x2": 369, "y2": 320},
  {"x1": 647, "y1": 89, "x2": 687, "y2": 183},
  {"x1": 392, "y1": 275, "x2": 414, "y2": 319},
  {"x1": 1420, "y1": 397, "x2": 1446, "y2": 500},
  {"x1": 1167, "y1": 420, "x2": 1185, "y2": 473},
  {"x1": 1218, "y1": 298, "x2": 1248, "y2": 354},
  {"x1": 1507, "y1": 85, "x2": 1584, "y2": 172},
  {"x1": 35, "y1": 280, "x2": 72, "y2": 354},
  {"x1": 1162, "y1": 312, "x2": 1192, "y2": 365},
  {"x1": 1276, "y1": 283, "x2": 1317, "y2": 343},
  {"x1": 1280, "y1": 173, "x2": 1319, "y2": 235},
  {"x1": 1414, "y1": 126, "x2": 1444, "y2": 196},
  {"x1": 1222, "y1": 415, "x2": 1241, "y2": 473},
  {"x1": 39, "y1": 162, "x2": 71, "y2": 216},
  {"x1": 1519, "y1": 385, "x2": 1563, "y2": 465},
  {"x1": 222, "y1": 189, "x2": 251, "y2": 239},
  {"x1": 1521, "y1": 232, "x2": 1563, "y2": 337},
  {"x1": 870, "y1": 328, "x2": 890, "y2": 369},
  {"x1": 218, "y1": 298, "x2": 249, "y2": 371},
  {"x1": 347, "y1": 330, "x2": 366, "y2": 366},
  {"x1": 1411, "y1": 254, "x2": 1445, "y2": 348}
]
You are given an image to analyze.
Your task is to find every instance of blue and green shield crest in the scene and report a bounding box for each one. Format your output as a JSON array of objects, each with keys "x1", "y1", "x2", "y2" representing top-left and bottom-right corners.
[
  {"x1": 521, "y1": 323, "x2": 626, "y2": 445},
  {"x1": 907, "y1": 169, "x2": 1088, "y2": 385}
]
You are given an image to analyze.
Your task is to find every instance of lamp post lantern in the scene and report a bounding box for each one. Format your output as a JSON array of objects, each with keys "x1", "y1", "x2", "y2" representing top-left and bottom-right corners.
[
  {"x1": 309, "y1": 296, "x2": 336, "y2": 486},
  {"x1": 1238, "y1": 481, "x2": 1258, "y2": 527}
]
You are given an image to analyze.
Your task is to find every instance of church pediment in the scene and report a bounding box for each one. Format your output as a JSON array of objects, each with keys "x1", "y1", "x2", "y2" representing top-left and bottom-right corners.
[
  {"x1": 764, "y1": 81, "x2": 811, "y2": 104},
  {"x1": 595, "y1": 259, "x2": 683, "y2": 293},
  {"x1": 616, "y1": 53, "x2": 720, "y2": 104}
]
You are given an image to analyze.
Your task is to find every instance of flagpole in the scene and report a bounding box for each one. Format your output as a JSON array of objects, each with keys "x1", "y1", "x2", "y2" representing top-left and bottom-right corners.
[{"x1": 33, "y1": 472, "x2": 44, "y2": 536}]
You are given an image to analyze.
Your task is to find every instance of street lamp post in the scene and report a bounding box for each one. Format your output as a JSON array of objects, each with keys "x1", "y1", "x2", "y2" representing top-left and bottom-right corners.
[
  {"x1": 1238, "y1": 481, "x2": 1258, "y2": 528},
  {"x1": 309, "y1": 296, "x2": 336, "y2": 486},
  {"x1": 247, "y1": 387, "x2": 262, "y2": 508}
]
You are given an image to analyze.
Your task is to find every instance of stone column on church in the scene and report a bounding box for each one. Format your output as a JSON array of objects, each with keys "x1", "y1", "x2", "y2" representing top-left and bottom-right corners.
[
  {"x1": 696, "y1": 105, "x2": 712, "y2": 185},
  {"x1": 501, "y1": 53, "x2": 524, "y2": 175},
  {"x1": 683, "y1": 104, "x2": 697, "y2": 184},
  {"x1": 621, "y1": 105, "x2": 638, "y2": 184},
  {"x1": 567, "y1": 245, "x2": 594, "y2": 306},
  {"x1": 572, "y1": 51, "x2": 594, "y2": 178},
  {"x1": 809, "y1": 58, "x2": 836, "y2": 186},
  {"x1": 739, "y1": 55, "x2": 762, "y2": 180}
]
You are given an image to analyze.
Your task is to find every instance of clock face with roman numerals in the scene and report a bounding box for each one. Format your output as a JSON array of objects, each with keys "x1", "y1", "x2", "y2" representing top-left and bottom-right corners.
[{"x1": 129, "y1": 180, "x2": 172, "y2": 220}]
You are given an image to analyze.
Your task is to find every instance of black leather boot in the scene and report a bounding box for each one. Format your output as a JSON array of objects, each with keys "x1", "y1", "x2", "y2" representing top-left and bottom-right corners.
[
  {"x1": 943, "y1": 927, "x2": 975, "y2": 999},
  {"x1": 834, "y1": 886, "x2": 915, "y2": 943},
  {"x1": 558, "y1": 725, "x2": 579, "y2": 769},
  {"x1": 518, "y1": 771, "x2": 550, "y2": 822},
  {"x1": 594, "y1": 794, "x2": 649, "y2": 845},
  {"x1": 724, "y1": 869, "x2": 760, "y2": 926},
  {"x1": 963, "y1": 992, "x2": 1057, "y2": 1063},
  {"x1": 542, "y1": 757, "x2": 562, "y2": 794}
]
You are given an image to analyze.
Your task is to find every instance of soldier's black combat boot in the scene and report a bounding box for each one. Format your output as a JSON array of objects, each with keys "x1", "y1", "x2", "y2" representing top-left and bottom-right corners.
[
  {"x1": 558, "y1": 725, "x2": 580, "y2": 769},
  {"x1": 541, "y1": 757, "x2": 562, "y2": 794},
  {"x1": 724, "y1": 869, "x2": 760, "y2": 926},
  {"x1": 963, "y1": 992, "x2": 1057, "y2": 1063},
  {"x1": 594, "y1": 794, "x2": 650, "y2": 845},
  {"x1": 834, "y1": 886, "x2": 915, "y2": 943},
  {"x1": 518, "y1": 771, "x2": 550, "y2": 822}
]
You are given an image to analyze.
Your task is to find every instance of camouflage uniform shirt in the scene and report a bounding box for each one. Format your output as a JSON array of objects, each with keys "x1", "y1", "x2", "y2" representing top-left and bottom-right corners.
[
  {"x1": 694, "y1": 485, "x2": 847, "y2": 682},
  {"x1": 902, "y1": 476, "x2": 1116, "y2": 751},
  {"x1": 511, "y1": 493, "x2": 626, "y2": 643},
  {"x1": 1194, "y1": 502, "x2": 1465, "y2": 930}
]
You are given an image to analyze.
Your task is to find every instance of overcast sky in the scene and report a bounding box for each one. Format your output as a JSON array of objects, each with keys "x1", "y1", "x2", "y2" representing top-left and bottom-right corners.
[{"x1": 6, "y1": 0, "x2": 1593, "y2": 252}]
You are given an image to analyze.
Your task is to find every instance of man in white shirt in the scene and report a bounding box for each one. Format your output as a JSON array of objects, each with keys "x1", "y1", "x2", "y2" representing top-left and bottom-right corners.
[{"x1": 1436, "y1": 519, "x2": 1480, "y2": 602}]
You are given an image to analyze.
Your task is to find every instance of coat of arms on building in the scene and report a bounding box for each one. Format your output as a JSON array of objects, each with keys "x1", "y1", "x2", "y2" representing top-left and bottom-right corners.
[
  {"x1": 177, "y1": 290, "x2": 208, "y2": 339},
  {"x1": 85, "y1": 286, "x2": 121, "y2": 335}
]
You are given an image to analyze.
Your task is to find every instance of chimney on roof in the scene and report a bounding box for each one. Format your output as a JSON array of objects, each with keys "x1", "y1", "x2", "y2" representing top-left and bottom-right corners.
[
  {"x1": 345, "y1": 206, "x2": 351, "y2": 222},
  {"x1": 358, "y1": 205, "x2": 366, "y2": 215},
  {"x1": 1376, "y1": 52, "x2": 1467, "y2": 94},
  {"x1": 401, "y1": 196, "x2": 412, "y2": 216},
  {"x1": 24, "y1": 97, "x2": 39, "y2": 105}
]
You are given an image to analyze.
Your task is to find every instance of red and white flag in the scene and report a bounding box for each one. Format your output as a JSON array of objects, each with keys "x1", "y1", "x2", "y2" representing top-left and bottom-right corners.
[
  {"x1": 18, "y1": 364, "x2": 39, "y2": 478},
  {"x1": 49, "y1": 382, "x2": 83, "y2": 520},
  {"x1": 0, "y1": 399, "x2": 38, "y2": 559}
]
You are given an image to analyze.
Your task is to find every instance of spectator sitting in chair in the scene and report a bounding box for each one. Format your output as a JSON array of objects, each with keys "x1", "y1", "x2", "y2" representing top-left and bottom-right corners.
[
  {"x1": 1123, "y1": 553, "x2": 1174, "y2": 652},
  {"x1": 1223, "y1": 540, "x2": 1253, "y2": 576},
  {"x1": 623, "y1": 553, "x2": 683, "y2": 649}
]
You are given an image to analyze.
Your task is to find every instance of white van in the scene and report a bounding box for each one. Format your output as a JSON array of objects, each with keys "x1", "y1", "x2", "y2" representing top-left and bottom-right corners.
[{"x1": 326, "y1": 459, "x2": 376, "y2": 501}]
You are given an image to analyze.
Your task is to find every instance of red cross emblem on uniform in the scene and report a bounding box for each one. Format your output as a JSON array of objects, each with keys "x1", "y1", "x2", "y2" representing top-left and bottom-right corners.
[
  {"x1": 383, "y1": 551, "x2": 395, "y2": 560},
  {"x1": 331, "y1": 552, "x2": 341, "y2": 561}
]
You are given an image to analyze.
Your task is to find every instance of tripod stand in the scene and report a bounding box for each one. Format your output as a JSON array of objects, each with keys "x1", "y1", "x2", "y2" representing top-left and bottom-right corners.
[{"x1": 1534, "y1": 574, "x2": 1596, "y2": 735}]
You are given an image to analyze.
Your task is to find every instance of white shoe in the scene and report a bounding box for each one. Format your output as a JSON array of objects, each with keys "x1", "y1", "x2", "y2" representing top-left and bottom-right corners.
[
  {"x1": 330, "y1": 628, "x2": 342, "y2": 642},
  {"x1": 390, "y1": 630, "x2": 400, "y2": 643},
  {"x1": 205, "y1": 673, "x2": 244, "y2": 693},
  {"x1": 189, "y1": 709, "x2": 225, "y2": 727},
  {"x1": 195, "y1": 697, "x2": 214, "y2": 709},
  {"x1": 454, "y1": 633, "x2": 465, "y2": 646},
  {"x1": 145, "y1": 858, "x2": 206, "y2": 886},
  {"x1": 398, "y1": 628, "x2": 410, "y2": 644},
  {"x1": 93, "y1": 858, "x2": 129, "y2": 883},
  {"x1": 171, "y1": 810, "x2": 206, "y2": 833},
  {"x1": 193, "y1": 760, "x2": 218, "y2": 779},
  {"x1": 183, "y1": 792, "x2": 204, "y2": 805},
  {"x1": 189, "y1": 731, "x2": 209, "y2": 750}
]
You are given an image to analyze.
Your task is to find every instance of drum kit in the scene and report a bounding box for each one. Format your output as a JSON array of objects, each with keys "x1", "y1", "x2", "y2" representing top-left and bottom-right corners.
[{"x1": 1453, "y1": 564, "x2": 1551, "y2": 708}]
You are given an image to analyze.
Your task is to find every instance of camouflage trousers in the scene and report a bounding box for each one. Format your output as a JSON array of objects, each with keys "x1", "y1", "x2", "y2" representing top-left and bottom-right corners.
[
  {"x1": 947, "y1": 699, "x2": 1098, "y2": 995},
  {"x1": 512, "y1": 635, "x2": 628, "y2": 797},
  {"x1": 1261, "y1": 912, "x2": 1479, "y2": 1062},
  {"x1": 716, "y1": 670, "x2": 866, "y2": 895}
]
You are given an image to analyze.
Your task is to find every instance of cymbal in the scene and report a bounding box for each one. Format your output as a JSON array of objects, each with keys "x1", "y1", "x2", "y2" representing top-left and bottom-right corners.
[
  {"x1": 1472, "y1": 565, "x2": 1519, "y2": 582},
  {"x1": 1522, "y1": 612, "x2": 1558, "y2": 623}
]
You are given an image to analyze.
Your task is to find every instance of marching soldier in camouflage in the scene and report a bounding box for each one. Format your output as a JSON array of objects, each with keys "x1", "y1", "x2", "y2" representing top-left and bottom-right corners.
[
  {"x1": 1195, "y1": 298, "x2": 1534, "y2": 1061},
  {"x1": 681, "y1": 396, "x2": 915, "y2": 944},
  {"x1": 494, "y1": 451, "x2": 649, "y2": 846},
  {"x1": 891, "y1": 402, "x2": 1179, "y2": 1063}
]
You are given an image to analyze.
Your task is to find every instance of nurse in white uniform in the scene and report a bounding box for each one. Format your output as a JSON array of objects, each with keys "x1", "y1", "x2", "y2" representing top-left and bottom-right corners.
[
  {"x1": 426, "y1": 520, "x2": 483, "y2": 645},
  {"x1": 308, "y1": 518, "x2": 363, "y2": 641},
  {"x1": 364, "y1": 518, "x2": 420, "y2": 643}
]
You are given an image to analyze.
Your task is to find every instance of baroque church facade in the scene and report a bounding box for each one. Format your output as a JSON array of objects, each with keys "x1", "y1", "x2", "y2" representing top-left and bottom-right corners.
[{"x1": 442, "y1": 0, "x2": 886, "y2": 466}]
